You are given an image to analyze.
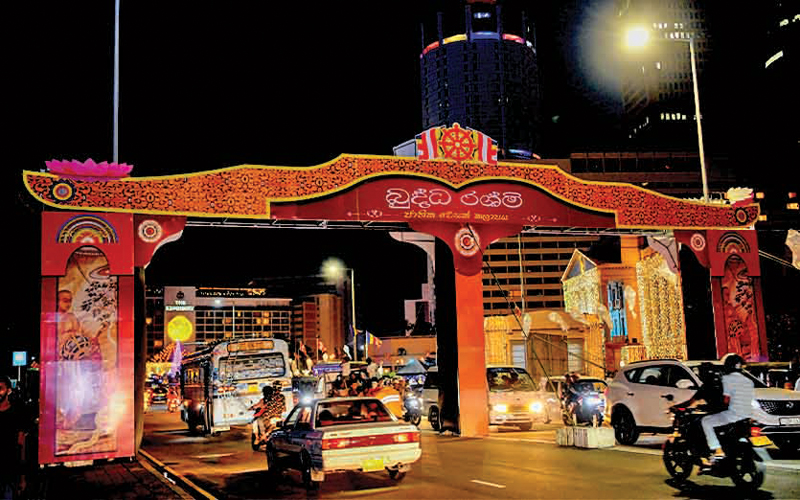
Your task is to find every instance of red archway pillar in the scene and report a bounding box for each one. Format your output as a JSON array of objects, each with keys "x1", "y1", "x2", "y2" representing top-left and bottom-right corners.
[
  {"x1": 454, "y1": 271, "x2": 488, "y2": 437},
  {"x1": 411, "y1": 221, "x2": 522, "y2": 437},
  {"x1": 676, "y1": 229, "x2": 768, "y2": 361}
]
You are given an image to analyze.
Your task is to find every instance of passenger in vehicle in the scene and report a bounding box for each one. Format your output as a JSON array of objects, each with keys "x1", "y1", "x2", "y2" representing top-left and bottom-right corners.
[{"x1": 317, "y1": 409, "x2": 335, "y2": 427}]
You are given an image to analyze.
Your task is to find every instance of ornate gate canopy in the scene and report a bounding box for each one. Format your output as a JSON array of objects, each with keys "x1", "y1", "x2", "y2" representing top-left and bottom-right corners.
[{"x1": 25, "y1": 148, "x2": 762, "y2": 444}]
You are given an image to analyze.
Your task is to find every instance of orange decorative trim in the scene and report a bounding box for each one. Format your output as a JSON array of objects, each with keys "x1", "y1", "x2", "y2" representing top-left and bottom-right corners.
[{"x1": 23, "y1": 154, "x2": 759, "y2": 229}]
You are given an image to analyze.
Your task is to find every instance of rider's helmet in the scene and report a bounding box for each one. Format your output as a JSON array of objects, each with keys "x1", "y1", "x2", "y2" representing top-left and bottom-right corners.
[
  {"x1": 722, "y1": 353, "x2": 745, "y2": 374},
  {"x1": 262, "y1": 385, "x2": 274, "y2": 398}
]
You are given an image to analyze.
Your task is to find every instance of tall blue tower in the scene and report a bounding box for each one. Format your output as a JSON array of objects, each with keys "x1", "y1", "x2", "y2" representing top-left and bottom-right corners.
[{"x1": 420, "y1": 0, "x2": 542, "y2": 159}]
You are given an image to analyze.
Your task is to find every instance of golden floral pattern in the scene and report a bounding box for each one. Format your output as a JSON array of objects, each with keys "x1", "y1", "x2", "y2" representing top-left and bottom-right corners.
[{"x1": 23, "y1": 154, "x2": 759, "y2": 229}]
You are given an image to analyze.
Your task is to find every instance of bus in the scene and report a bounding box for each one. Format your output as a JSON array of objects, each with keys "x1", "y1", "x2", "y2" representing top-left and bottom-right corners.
[{"x1": 179, "y1": 338, "x2": 293, "y2": 434}]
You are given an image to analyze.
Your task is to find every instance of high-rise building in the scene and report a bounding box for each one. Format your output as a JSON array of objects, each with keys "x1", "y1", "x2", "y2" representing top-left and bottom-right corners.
[
  {"x1": 616, "y1": 0, "x2": 709, "y2": 149},
  {"x1": 144, "y1": 286, "x2": 293, "y2": 358},
  {"x1": 420, "y1": 0, "x2": 542, "y2": 159},
  {"x1": 291, "y1": 293, "x2": 344, "y2": 359},
  {"x1": 482, "y1": 233, "x2": 601, "y2": 316}
]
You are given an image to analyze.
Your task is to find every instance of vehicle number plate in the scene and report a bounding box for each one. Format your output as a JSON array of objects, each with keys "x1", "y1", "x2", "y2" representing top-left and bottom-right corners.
[
  {"x1": 361, "y1": 459, "x2": 384, "y2": 472},
  {"x1": 248, "y1": 383, "x2": 259, "y2": 393},
  {"x1": 779, "y1": 417, "x2": 800, "y2": 426},
  {"x1": 749, "y1": 436, "x2": 772, "y2": 447}
]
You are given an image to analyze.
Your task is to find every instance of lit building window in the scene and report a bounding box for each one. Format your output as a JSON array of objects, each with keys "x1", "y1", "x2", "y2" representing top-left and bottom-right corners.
[
  {"x1": 789, "y1": 192, "x2": 797, "y2": 199},
  {"x1": 788, "y1": 203, "x2": 800, "y2": 210},
  {"x1": 757, "y1": 215, "x2": 768, "y2": 221},
  {"x1": 755, "y1": 192, "x2": 765, "y2": 199}
]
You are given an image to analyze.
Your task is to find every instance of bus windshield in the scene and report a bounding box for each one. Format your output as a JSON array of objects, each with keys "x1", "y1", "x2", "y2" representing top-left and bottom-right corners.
[{"x1": 219, "y1": 353, "x2": 286, "y2": 381}]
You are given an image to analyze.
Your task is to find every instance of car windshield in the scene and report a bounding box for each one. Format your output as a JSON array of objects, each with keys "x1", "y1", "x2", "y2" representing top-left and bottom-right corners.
[
  {"x1": 687, "y1": 363, "x2": 767, "y2": 389},
  {"x1": 487, "y1": 367, "x2": 536, "y2": 392},
  {"x1": 573, "y1": 379, "x2": 607, "y2": 393},
  {"x1": 315, "y1": 399, "x2": 394, "y2": 427}
]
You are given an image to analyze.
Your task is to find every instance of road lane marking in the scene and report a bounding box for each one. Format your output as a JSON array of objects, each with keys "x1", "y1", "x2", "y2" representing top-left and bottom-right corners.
[
  {"x1": 484, "y1": 434, "x2": 800, "y2": 470},
  {"x1": 486, "y1": 436, "x2": 554, "y2": 445},
  {"x1": 191, "y1": 453, "x2": 236, "y2": 459},
  {"x1": 471, "y1": 479, "x2": 506, "y2": 489},
  {"x1": 337, "y1": 486, "x2": 400, "y2": 497}
]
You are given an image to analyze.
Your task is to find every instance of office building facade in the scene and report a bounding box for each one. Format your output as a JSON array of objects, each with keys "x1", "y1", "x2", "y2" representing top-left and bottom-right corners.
[{"x1": 616, "y1": 0, "x2": 709, "y2": 149}]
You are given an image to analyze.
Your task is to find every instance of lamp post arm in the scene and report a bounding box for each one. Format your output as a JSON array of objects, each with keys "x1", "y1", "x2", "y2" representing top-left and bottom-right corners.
[{"x1": 688, "y1": 37, "x2": 710, "y2": 202}]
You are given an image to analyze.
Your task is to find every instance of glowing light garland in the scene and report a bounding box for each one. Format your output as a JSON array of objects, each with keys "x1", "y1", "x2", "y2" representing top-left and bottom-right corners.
[
  {"x1": 636, "y1": 252, "x2": 687, "y2": 360},
  {"x1": 484, "y1": 315, "x2": 512, "y2": 365},
  {"x1": 563, "y1": 268, "x2": 601, "y2": 316}
]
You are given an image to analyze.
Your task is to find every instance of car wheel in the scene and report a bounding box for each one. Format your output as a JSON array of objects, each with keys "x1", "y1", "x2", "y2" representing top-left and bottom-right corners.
[
  {"x1": 388, "y1": 468, "x2": 406, "y2": 481},
  {"x1": 429, "y1": 406, "x2": 441, "y2": 431},
  {"x1": 612, "y1": 407, "x2": 639, "y2": 445},
  {"x1": 518, "y1": 423, "x2": 532, "y2": 431},
  {"x1": 301, "y1": 452, "x2": 319, "y2": 490},
  {"x1": 266, "y1": 444, "x2": 281, "y2": 478}
]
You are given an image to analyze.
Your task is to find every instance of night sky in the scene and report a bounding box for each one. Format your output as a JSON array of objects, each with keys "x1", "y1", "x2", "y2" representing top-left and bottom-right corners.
[{"x1": 1, "y1": 1, "x2": 768, "y2": 368}]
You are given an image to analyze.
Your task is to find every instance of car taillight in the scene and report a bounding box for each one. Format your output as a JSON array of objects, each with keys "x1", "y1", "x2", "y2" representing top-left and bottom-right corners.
[
  {"x1": 322, "y1": 432, "x2": 420, "y2": 450},
  {"x1": 751, "y1": 426, "x2": 763, "y2": 437},
  {"x1": 393, "y1": 432, "x2": 420, "y2": 444}
]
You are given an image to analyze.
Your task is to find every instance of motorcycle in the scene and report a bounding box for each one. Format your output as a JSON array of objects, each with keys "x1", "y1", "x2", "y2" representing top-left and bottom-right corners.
[
  {"x1": 251, "y1": 410, "x2": 281, "y2": 452},
  {"x1": 562, "y1": 390, "x2": 605, "y2": 426},
  {"x1": 662, "y1": 405, "x2": 770, "y2": 492},
  {"x1": 403, "y1": 391, "x2": 422, "y2": 427}
]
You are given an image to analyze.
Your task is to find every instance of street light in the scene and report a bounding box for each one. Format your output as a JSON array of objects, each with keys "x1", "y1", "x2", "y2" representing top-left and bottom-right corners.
[
  {"x1": 625, "y1": 26, "x2": 709, "y2": 202},
  {"x1": 321, "y1": 257, "x2": 358, "y2": 361}
]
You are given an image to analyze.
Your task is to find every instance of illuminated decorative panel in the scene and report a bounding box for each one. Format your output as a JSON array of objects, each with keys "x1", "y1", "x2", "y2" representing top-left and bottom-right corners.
[
  {"x1": 484, "y1": 315, "x2": 511, "y2": 365},
  {"x1": 563, "y1": 268, "x2": 601, "y2": 316},
  {"x1": 636, "y1": 252, "x2": 687, "y2": 360}
]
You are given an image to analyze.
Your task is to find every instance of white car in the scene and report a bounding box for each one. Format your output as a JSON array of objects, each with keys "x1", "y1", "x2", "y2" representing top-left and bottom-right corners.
[
  {"x1": 265, "y1": 397, "x2": 421, "y2": 489},
  {"x1": 421, "y1": 365, "x2": 550, "y2": 431},
  {"x1": 607, "y1": 358, "x2": 800, "y2": 453}
]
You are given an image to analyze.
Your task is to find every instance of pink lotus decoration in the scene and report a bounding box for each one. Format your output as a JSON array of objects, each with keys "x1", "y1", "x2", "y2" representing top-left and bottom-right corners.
[{"x1": 45, "y1": 158, "x2": 133, "y2": 180}]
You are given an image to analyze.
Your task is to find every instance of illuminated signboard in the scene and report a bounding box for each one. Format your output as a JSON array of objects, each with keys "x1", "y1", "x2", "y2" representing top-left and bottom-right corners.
[{"x1": 228, "y1": 339, "x2": 274, "y2": 353}]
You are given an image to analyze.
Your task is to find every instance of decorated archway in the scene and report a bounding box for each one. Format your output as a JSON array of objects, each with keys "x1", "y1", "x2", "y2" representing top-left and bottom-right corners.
[{"x1": 24, "y1": 126, "x2": 762, "y2": 462}]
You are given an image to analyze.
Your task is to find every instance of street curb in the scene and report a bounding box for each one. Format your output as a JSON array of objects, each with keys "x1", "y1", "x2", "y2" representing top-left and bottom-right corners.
[{"x1": 138, "y1": 449, "x2": 218, "y2": 500}]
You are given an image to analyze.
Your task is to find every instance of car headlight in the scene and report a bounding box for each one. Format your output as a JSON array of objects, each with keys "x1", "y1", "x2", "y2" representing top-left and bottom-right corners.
[
  {"x1": 492, "y1": 404, "x2": 508, "y2": 413},
  {"x1": 529, "y1": 401, "x2": 543, "y2": 413}
]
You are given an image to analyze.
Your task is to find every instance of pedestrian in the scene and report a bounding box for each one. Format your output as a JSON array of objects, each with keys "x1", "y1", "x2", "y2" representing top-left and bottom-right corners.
[
  {"x1": 0, "y1": 375, "x2": 28, "y2": 499},
  {"x1": 366, "y1": 357, "x2": 378, "y2": 379}
]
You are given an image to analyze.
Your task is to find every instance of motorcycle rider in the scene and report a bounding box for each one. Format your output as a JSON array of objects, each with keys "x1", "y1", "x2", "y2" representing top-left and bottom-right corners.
[
  {"x1": 250, "y1": 381, "x2": 286, "y2": 448},
  {"x1": 562, "y1": 373, "x2": 581, "y2": 422},
  {"x1": 674, "y1": 354, "x2": 754, "y2": 466}
]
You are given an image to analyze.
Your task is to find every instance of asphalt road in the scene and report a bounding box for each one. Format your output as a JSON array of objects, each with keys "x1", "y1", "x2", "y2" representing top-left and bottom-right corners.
[{"x1": 142, "y1": 411, "x2": 800, "y2": 500}]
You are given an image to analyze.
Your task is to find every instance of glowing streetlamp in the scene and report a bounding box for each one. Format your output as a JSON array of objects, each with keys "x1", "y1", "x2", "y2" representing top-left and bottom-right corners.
[
  {"x1": 624, "y1": 26, "x2": 709, "y2": 202},
  {"x1": 321, "y1": 257, "x2": 358, "y2": 361}
]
